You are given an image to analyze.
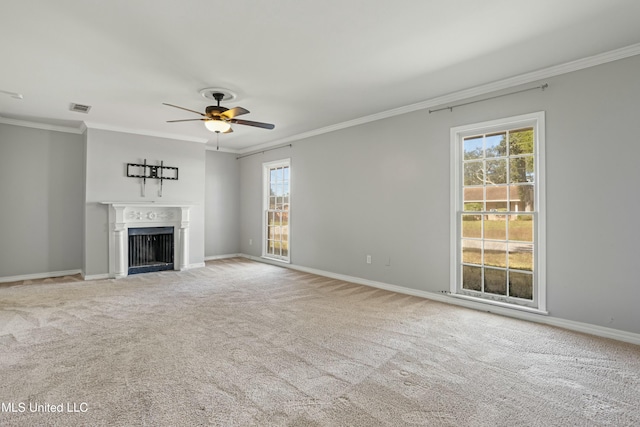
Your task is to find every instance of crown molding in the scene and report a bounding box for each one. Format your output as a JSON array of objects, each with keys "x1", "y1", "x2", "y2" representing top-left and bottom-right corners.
[
  {"x1": 204, "y1": 145, "x2": 240, "y2": 154},
  {"x1": 237, "y1": 42, "x2": 640, "y2": 155},
  {"x1": 0, "y1": 116, "x2": 84, "y2": 134},
  {"x1": 83, "y1": 121, "x2": 208, "y2": 143}
]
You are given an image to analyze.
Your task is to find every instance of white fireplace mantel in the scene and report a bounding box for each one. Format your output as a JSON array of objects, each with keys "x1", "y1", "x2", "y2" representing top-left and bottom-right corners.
[{"x1": 102, "y1": 202, "x2": 192, "y2": 278}]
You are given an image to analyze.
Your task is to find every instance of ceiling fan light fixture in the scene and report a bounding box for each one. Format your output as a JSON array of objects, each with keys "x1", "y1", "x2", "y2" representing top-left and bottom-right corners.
[{"x1": 204, "y1": 119, "x2": 231, "y2": 133}]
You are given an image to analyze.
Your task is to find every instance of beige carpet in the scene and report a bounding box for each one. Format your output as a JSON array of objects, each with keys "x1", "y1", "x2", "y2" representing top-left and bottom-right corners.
[{"x1": 1, "y1": 258, "x2": 638, "y2": 426}]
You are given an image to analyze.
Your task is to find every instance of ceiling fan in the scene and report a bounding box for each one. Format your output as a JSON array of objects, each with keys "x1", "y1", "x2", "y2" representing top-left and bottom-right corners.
[{"x1": 163, "y1": 92, "x2": 275, "y2": 134}]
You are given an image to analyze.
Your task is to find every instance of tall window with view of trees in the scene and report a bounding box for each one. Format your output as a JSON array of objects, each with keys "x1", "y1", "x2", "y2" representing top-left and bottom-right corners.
[
  {"x1": 263, "y1": 159, "x2": 290, "y2": 262},
  {"x1": 452, "y1": 112, "x2": 545, "y2": 311}
]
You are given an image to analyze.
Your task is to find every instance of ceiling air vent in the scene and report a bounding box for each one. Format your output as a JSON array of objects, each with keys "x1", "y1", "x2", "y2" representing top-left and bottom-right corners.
[{"x1": 70, "y1": 103, "x2": 91, "y2": 113}]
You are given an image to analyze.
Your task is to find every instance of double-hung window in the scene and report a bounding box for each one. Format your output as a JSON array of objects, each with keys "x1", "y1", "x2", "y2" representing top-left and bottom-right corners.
[
  {"x1": 263, "y1": 159, "x2": 290, "y2": 262},
  {"x1": 451, "y1": 112, "x2": 546, "y2": 312}
]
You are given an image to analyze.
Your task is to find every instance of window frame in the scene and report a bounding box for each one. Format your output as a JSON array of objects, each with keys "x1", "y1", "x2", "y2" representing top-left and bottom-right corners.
[
  {"x1": 262, "y1": 158, "x2": 291, "y2": 263},
  {"x1": 450, "y1": 112, "x2": 546, "y2": 314}
]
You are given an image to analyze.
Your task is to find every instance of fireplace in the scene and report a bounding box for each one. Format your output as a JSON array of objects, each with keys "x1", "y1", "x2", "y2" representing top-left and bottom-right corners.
[
  {"x1": 128, "y1": 227, "x2": 174, "y2": 275},
  {"x1": 102, "y1": 202, "x2": 191, "y2": 278}
]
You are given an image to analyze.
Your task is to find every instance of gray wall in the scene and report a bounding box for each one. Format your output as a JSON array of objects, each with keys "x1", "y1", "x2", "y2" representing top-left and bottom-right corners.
[
  {"x1": 205, "y1": 150, "x2": 240, "y2": 256},
  {"x1": 0, "y1": 123, "x2": 84, "y2": 277},
  {"x1": 239, "y1": 55, "x2": 640, "y2": 334},
  {"x1": 84, "y1": 128, "x2": 206, "y2": 276}
]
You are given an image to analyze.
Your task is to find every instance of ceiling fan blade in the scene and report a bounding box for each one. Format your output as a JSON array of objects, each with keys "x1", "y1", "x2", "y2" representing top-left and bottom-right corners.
[
  {"x1": 167, "y1": 118, "x2": 206, "y2": 123},
  {"x1": 221, "y1": 106, "x2": 250, "y2": 119},
  {"x1": 230, "y1": 118, "x2": 275, "y2": 130},
  {"x1": 162, "y1": 103, "x2": 206, "y2": 116}
]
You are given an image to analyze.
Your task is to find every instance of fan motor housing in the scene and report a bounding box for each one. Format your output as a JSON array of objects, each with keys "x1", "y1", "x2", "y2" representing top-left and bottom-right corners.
[{"x1": 205, "y1": 105, "x2": 228, "y2": 117}]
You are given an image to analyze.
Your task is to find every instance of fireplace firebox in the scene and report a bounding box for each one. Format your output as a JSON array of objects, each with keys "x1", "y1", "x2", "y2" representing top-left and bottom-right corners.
[{"x1": 128, "y1": 227, "x2": 174, "y2": 275}]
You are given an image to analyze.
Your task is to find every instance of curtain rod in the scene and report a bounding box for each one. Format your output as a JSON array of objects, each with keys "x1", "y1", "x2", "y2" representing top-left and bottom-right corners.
[
  {"x1": 236, "y1": 144, "x2": 292, "y2": 160},
  {"x1": 428, "y1": 83, "x2": 548, "y2": 114}
]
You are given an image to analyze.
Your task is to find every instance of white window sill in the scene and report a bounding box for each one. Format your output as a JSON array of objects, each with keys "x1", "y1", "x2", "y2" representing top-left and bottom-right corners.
[
  {"x1": 261, "y1": 256, "x2": 290, "y2": 264},
  {"x1": 449, "y1": 293, "x2": 549, "y2": 316}
]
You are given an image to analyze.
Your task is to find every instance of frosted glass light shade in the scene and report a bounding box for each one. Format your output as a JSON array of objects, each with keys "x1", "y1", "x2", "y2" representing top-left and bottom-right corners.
[{"x1": 204, "y1": 119, "x2": 231, "y2": 133}]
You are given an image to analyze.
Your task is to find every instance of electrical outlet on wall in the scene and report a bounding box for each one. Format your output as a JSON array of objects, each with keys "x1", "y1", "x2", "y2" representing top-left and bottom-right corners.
[
  {"x1": 366, "y1": 255, "x2": 372, "y2": 264},
  {"x1": 249, "y1": 239, "x2": 253, "y2": 246}
]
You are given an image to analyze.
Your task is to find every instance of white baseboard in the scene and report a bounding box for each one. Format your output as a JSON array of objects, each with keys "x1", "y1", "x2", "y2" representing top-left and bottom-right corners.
[
  {"x1": 0, "y1": 269, "x2": 82, "y2": 284},
  {"x1": 238, "y1": 254, "x2": 640, "y2": 346},
  {"x1": 204, "y1": 254, "x2": 242, "y2": 261},
  {"x1": 82, "y1": 273, "x2": 111, "y2": 281},
  {"x1": 185, "y1": 262, "x2": 206, "y2": 269}
]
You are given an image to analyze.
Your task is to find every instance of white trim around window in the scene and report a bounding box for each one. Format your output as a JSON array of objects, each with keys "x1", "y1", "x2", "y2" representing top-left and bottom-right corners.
[
  {"x1": 262, "y1": 159, "x2": 291, "y2": 263},
  {"x1": 450, "y1": 112, "x2": 546, "y2": 314}
]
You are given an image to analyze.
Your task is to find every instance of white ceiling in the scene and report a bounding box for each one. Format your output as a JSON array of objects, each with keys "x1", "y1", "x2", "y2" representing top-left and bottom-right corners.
[{"x1": 1, "y1": 0, "x2": 640, "y2": 152}]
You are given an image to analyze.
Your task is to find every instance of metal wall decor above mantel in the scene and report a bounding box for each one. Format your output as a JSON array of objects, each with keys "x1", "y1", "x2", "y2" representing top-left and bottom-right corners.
[{"x1": 126, "y1": 159, "x2": 178, "y2": 197}]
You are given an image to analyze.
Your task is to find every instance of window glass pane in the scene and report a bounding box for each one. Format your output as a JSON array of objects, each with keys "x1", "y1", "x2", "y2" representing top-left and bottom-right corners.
[
  {"x1": 462, "y1": 239, "x2": 482, "y2": 265},
  {"x1": 485, "y1": 159, "x2": 507, "y2": 184},
  {"x1": 485, "y1": 133, "x2": 506, "y2": 157},
  {"x1": 463, "y1": 187, "x2": 483, "y2": 202},
  {"x1": 463, "y1": 187, "x2": 483, "y2": 212},
  {"x1": 509, "y1": 272, "x2": 533, "y2": 299},
  {"x1": 485, "y1": 186, "x2": 507, "y2": 210},
  {"x1": 456, "y1": 119, "x2": 539, "y2": 307},
  {"x1": 485, "y1": 268, "x2": 507, "y2": 295},
  {"x1": 484, "y1": 215, "x2": 506, "y2": 240},
  {"x1": 508, "y1": 243, "x2": 533, "y2": 271},
  {"x1": 510, "y1": 156, "x2": 534, "y2": 183},
  {"x1": 487, "y1": 202, "x2": 508, "y2": 211},
  {"x1": 265, "y1": 161, "x2": 290, "y2": 260},
  {"x1": 462, "y1": 265, "x2": 482, "y2": 291},
  {"x1": 464, "y1": 202, "x2": 483, "y2": 212},
  {"x1": 508, "y1": 215, "x2": 533, "y2": 242},
  {"x1": 511, "y1": 184, "x2": 534, "y2": 211},
  {"x1": 462, "y1": 215, "x2": 482, "y2": 238},
  {"x1": 268, "y1": 240, "x2": 278, "y2": 256},
  {"x1": 463, "y1": 136, "x2": 483, "y2": 160},
  {"x1": 464, "y1": 161, "x2": 483, "y2": 185},
  {"x1": 509, "y1": 128, "x2": 534, "y2": 155},
  {"x1": 484, "y1": 241, "x2": 507, "y2": 268}
]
